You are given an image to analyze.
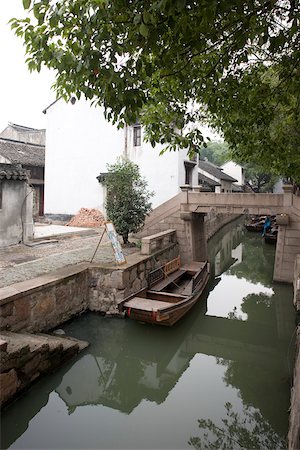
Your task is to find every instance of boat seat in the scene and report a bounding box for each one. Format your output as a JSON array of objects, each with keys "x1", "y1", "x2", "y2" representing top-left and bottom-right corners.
[
  {"x1": 123, "y1": 297, "x2": 171, "y2": 311},
  {"x1": 151, "y1": 269, "x2": 186, "y2": 292}
]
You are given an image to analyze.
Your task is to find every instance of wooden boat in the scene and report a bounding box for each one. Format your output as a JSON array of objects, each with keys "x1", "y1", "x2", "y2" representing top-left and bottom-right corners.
[
  {"x1": 245, "y1": 215, "x2": 276, "y2": 233},
  {"x1": 120, "y1": 257, "x2": 210, "y2": 326},
  {"x1": 244, "y1": 215, "x2": 266, "y2": 232}
]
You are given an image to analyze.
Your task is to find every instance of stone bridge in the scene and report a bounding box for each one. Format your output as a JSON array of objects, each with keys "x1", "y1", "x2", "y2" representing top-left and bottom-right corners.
[{"x1": 138, "y1": 186, "x2": 300, "y2": 283}]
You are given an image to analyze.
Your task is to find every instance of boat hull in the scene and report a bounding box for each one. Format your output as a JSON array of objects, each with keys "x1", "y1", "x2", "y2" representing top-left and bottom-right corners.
[{"x1": 122, "y1": 261, "x2": 210, "y2": 326}]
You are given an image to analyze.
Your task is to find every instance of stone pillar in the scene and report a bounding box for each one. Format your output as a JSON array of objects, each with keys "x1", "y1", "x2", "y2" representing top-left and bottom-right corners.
[
  {"x1": 179, "y1": 211, "x2": 207, "y2": 263},
  {"x1": 274, "y1": 187, "x2": 300, "y2": 283}
]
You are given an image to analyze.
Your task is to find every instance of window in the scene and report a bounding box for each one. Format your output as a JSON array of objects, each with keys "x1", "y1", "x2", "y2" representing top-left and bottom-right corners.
[
  {"x1": 0, "y1": 182, "x2": 2, "y2": 209},
  {"x1": 184, "y1": 160, "x2": 196, "y2": 185},
  {"x1": 133, "y1": 125, "x2": 141, "y2": 147}
]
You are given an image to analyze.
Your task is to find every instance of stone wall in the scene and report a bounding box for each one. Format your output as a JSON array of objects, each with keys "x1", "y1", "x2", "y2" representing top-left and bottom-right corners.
[
  {"x1": 205, "y1": 212, "x2": 239, "y2": 241},
  {"x1": 0, "y1": 245, "x2": 179, "y2": 332},
  {"x1": 0, "y1": 265, "x2": 89, "y2": 333},
  {"x1": 0, "y1": 331, "x2": 88, "y2": 407},
  {"x1": 0, "y1": 178, "x2": 33, "y2": 248},
  {"x1": 89, "y1": 243, "x2": 179, "y2": 314},
  {"x1": 288, "y1": 255, "x2": 300, "y2": 449},
  {"x1": 288, "y1": 327, "x2": 300, "y2": 450}
]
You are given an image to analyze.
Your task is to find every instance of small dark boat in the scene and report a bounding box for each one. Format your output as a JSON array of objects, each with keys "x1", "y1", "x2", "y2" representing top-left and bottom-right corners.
[
  {"x1": 264, "y1": 226, "x2": 278, "y2": 244},
  {"x1": 120, "y1": 257, "x2": 210, "y2": 326},
  {"x1": 244, "y1": 215, "x2": 266, "y2": 232}
]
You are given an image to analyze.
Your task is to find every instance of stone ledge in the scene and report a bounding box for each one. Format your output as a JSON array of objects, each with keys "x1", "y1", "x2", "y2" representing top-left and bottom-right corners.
[{"x1": 0, "y1": 263, "x2": 89, "y2": 305}]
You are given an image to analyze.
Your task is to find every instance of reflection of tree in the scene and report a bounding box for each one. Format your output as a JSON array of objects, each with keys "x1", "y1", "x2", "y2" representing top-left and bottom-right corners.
[
  {"x1": 227, "y1": 306, "x2": 243, "y2": 321},
  {"x1": 214, "y1": 353, "x2": 291, "y2": 440},
  {"x1": 241, "y1": 293, "x2": 275, "y2": 324},
  {"x1": 188, "y1": 402, "x2": 286, "y2": 450}
]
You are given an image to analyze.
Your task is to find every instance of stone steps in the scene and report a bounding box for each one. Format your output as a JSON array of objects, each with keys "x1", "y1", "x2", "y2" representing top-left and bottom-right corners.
[{"x1": 0, "y1": 331, "x2": 88, "y2": 407}]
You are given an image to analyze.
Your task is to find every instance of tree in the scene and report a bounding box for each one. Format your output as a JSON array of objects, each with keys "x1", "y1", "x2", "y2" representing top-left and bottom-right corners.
[
  {"x1": 13, "y1": 1, "x2": 300, "y2": 179},
  {"x1": 105, "y1": 158, "x2": 153, "y2": 244},
  {"x1": 200, "y1": 141, "x2": 230, "y2": 166},
  {"x1": 207, "y1": 65, "x2": 300, "y2": 182},
  {"x1": 243, "y1": 162, "x2": 278, "y2": 192}
]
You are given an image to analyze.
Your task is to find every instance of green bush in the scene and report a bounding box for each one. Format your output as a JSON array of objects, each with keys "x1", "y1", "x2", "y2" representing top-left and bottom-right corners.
[{"x1": 105, "y1": 158, "x2": 153, "y2": 244}]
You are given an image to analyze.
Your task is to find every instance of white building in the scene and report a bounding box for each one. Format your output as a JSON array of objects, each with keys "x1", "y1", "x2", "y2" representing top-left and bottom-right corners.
[
  {"x1": 198, "y1": 159, "x2": 238, "y2": 193},
  {"x1": 43, "y1": 98, "x2": 198, "y2": 218},
  {"x1": 221, "y1": 161, "x2": 245, "y2": 188}
]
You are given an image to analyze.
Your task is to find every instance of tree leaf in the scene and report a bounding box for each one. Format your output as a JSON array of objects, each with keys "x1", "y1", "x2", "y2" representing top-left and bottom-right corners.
[
  {"x1": 22, "y1": 0, "x2": 31, "y2": 10},
  {"x1": 139, "y1": 23, "x2": 149, "y2": 38}
]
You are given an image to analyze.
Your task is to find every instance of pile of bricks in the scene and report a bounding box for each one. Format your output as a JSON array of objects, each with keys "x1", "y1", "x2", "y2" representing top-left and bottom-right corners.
[{"x1": 67, "y1": 208, "x2": 105, "y2": 228}]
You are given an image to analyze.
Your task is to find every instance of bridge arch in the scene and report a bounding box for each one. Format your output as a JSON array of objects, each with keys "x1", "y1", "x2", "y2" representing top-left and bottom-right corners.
[{"x1": 138, "y1": 186, "x2": 300, "y2": 283}]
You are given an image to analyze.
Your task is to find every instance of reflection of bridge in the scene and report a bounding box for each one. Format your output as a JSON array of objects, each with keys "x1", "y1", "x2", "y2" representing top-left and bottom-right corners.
[
  {"x1": 54, "y1": 285, "x2": 291, "y2": 436},
  {"x1": 138, "y1": 188, "x2": 300, "y2": 283},
  {"x1": 2, "y1": 221, "x2": 293, "y2": 449}
]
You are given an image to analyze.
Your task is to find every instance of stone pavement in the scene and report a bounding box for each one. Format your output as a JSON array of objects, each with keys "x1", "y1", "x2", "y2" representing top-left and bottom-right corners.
[{"x1": 0, "y1": 226, "x2": 139, "y2": 288}]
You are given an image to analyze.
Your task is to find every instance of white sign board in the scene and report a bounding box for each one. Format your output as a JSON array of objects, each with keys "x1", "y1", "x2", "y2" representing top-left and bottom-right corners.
[{"x1": 105, "y1": 222, "x2": 126, "y2": 265}]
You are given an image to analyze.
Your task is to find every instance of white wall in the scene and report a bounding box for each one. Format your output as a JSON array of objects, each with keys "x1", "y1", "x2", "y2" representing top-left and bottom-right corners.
[
  {"x1": 45, "y1": 98, "x2": 195, "y2": 215},
  {"x1": 45, "y1": 99, "x2": 124, "y2": 215},
  {"x1": 221, "y1": 161, "x2": 244, "y2": 185},
  {"x1": 126, "y1": 127, "x2": 195, "y2": 208}
]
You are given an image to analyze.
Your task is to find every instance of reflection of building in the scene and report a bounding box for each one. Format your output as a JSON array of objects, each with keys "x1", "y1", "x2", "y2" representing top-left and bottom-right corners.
[
  {"x1": 2, "y1": 222, "x2": 294, "y2": 448},
  {"x1": 210, "y1": 222, "x2": 243, "y2": 276}
]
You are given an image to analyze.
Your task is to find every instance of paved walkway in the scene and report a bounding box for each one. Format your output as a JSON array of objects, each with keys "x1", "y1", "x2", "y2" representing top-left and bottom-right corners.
[{"x1": 0, "y1": 226, "x2": 139, "y2": 288}]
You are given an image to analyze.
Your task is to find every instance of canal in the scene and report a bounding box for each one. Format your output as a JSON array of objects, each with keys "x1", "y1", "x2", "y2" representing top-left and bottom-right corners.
[{"x1": 1, "y1": 219, "x2": 296, "y2": 449}]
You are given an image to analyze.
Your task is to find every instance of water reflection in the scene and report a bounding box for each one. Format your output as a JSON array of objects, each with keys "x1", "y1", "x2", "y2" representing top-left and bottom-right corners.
[{"x1": 1, "y1": 218, "x2": 295, "y2": 450}]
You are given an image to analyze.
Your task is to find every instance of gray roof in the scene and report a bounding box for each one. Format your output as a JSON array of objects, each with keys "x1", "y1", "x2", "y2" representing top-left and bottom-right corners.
[
  {"x1": 0, "y1": 163, "x2": 28, "y2": 181},
  {"x1": 198, "y1": 172, "x2": 221, "y2": 187},
  {"x1": 6, "y1": 123, "x2": 45, "y2": 133},
  {"x1": 0, "y1": 138, "x2": 45, "y2": 167},
  {"x1": 232, "y1": 184, "x2": 244, "y2": 192},
  {"x1": 199, "y1": 160, "x2": 237, "y2": 182}
]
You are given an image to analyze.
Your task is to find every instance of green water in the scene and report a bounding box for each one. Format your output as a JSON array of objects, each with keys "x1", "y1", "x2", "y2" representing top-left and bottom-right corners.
[{"x1": 1, "y1": 220, "x2": 296, "y2": 449}]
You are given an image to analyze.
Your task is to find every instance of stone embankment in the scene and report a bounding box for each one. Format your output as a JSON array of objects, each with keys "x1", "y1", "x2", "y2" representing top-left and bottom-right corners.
[
  {"x1": 0, "y1": 230, "x2": 178, "y2": 406},
  {"x1": 0, "y1": 331, "x2": 88, "y2": 407},
  {"x1": 288, "y1": 254, "x2": 300, "y2": 449}
]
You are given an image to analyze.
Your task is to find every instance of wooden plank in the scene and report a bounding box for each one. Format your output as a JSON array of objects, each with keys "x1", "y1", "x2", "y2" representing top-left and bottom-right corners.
[
  {"x1": 181, "y1": 261, "x2": 205, "y2": 272},
  {"x1": 152, "y1": 269, "x2": 186, "y2": 291},
  {"x1": 123, "y1": 297, "x2": 171, "y2": 311}
]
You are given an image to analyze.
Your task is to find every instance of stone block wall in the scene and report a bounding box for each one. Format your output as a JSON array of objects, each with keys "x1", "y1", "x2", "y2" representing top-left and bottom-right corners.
[
  {"x1": 0, "y1": 267, "x2": 89, "y2": 333},
  {"x1": 88, "y1": 243, "x2": 179, "y2": 314},
  {"x1": 0, "y1": 245, "x2": 179, "y2": 332},
  {"x1": 205, "y1": 212, "x2": 239, "y2": 241},
  {"x1": 288, "y1": 327, "x2": 300, "y2": 449},
  {"x1": 0, "y1": 331, "x2": 88, "y2": 407}
]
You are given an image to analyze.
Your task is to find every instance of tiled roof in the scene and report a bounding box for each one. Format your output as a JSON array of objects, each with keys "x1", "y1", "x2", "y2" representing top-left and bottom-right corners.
[
  {"x1": 0, "y1": 138, "x2": 45, "y2": 167},
  {"x1": 232, "y1": 184, "x2": 244, "y2": 192},
  {"x1": 0, "y1": 163, "x2": 29, "y2": 181},
  {"x1": 198, "y1": 172, "x2": 221, "y2": 187},
  {"x1": 7, "y1": 122, "x2": 45, "y2": 133},
  {"x1": 199, "y1": 160, "x2": 237, "y2": 182}
]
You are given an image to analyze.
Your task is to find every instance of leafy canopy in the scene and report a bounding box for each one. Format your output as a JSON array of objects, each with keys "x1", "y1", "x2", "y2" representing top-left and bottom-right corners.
[
  {"x1": 13, "y1": 0, "x2": 300, "y2": 179},
  {"x1": 105, "y1": 158, "x2": 153, "y2": 244}
]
